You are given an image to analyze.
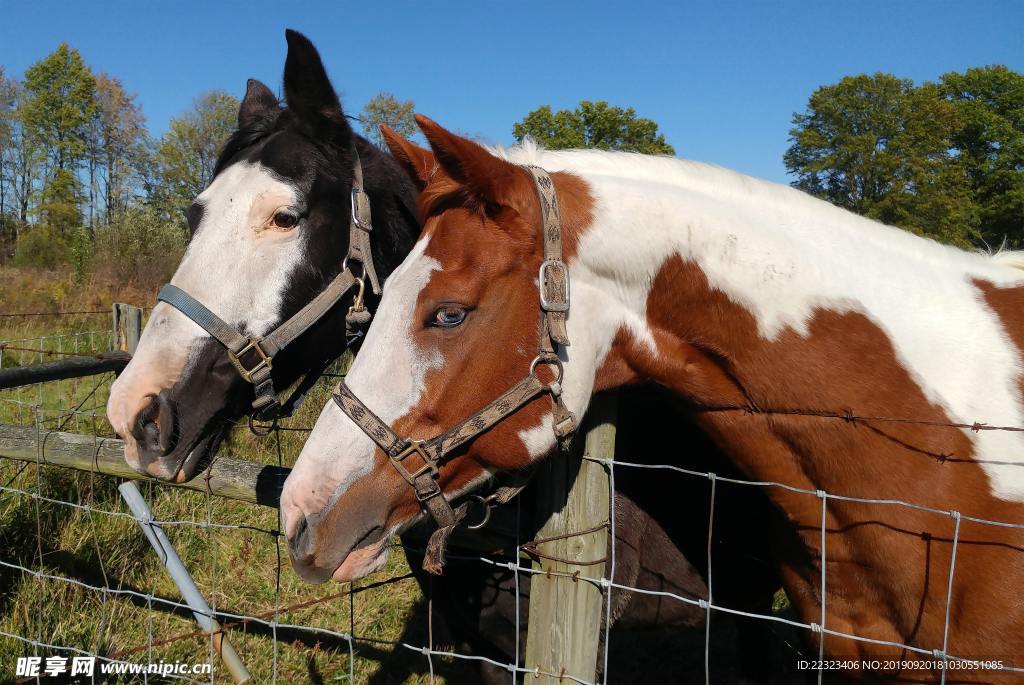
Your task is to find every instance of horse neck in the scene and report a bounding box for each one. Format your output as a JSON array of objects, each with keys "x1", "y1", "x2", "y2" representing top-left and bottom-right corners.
[
  {"x1": 564, "y1": 160, "x2": 1024, "y2": 511},
  {"x1": 557, "y1": 157, "x2": 1024, "y2": 660}
]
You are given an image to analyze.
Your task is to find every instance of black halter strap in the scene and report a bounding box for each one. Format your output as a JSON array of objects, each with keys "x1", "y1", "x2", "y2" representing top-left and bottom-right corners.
[
  {"x1": 332, "y1": 164, "x2": 577, "y2": 573},
  {"x1": 156, "y1": 152, "x2": 380, "y2": 421}
]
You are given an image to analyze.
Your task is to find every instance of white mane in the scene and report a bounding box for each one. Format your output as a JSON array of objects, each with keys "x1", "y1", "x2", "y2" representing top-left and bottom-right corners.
[{"x1": 491, "y1": 138, "x2": 1024, "y2": 277}]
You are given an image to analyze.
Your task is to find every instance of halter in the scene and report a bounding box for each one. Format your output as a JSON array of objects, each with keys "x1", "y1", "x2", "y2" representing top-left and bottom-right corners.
[
  {"x1": 156, "y1": 152, "x2": 381, "y2": 422},
  {"x1": 332, "y1": 166, "x2": 578, "y2": 573}
]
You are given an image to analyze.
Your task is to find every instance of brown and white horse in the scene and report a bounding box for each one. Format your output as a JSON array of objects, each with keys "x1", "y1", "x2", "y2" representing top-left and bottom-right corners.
[{"x1": 283, "y1": 116, "x2": 1024, "y2": 681}]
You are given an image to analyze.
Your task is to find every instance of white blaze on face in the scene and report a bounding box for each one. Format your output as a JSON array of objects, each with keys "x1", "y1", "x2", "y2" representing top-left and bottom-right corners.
[
  {"x1": 281, "y1": 236, "x2": 442, "y2": 535},
  {"x1": 107, "y1": 162, "x2": 305, "y2": 447}
]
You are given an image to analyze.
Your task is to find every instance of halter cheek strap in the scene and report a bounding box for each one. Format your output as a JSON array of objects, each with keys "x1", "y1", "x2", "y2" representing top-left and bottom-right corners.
[
  {"x1": 332, "y1": 165, "x2": 578, "y2": 574},
  {"x1": 156, "y1": 152, "x2": 381, "y2": 421}
]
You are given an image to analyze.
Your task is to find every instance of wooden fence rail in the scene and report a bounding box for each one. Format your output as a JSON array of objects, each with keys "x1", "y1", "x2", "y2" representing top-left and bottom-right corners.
[
  {"x1": 0, "y1": 352, "x2": 130, "y2": 390},
  {"x1": 0, "y1": 423, "x2": 289, "y2": 507}
]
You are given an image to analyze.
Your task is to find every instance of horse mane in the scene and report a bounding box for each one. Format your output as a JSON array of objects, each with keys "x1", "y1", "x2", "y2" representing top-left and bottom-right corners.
[
  {"x1": 988, "y1": 248, "x2": 1024, "y2": 271},
  {"x1": 491, "y1": 137, "x2": 1024, "y2": 276},
  {"x1": 213, "y1": 106, "x2": 290, "y2": 177}
]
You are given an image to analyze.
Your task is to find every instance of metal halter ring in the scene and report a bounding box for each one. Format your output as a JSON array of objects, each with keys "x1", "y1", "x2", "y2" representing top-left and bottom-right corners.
[
  {"x1": 466, "y1": 494, "x2": 495, "y2": 530},
  {"x1": 529, "y1": 354, "x2": 565, "y2": 389},
  {"x1": 248, "y1": 413, "x2": 278, "y2": 437}
]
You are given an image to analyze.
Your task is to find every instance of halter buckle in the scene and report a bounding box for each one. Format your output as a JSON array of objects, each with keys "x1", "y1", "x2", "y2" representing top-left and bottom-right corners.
[
  {"x1": 228, "y1": 338, "x2": 272, "y2": 384},
  {"x1": 351, "y1": 188, "x2": 372, "y2": 231},
  {"x1": 539, "y1": 259, "x2": 570, "y2": 313},
  {"x1": 390, "y1": 440, "x2": 439, "y2": 487}
]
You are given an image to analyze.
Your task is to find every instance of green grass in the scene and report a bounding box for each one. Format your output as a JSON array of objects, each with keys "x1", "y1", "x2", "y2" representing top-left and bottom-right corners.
[{"x1": 0, "y1": 317, "x2": 477, "y2": 684}]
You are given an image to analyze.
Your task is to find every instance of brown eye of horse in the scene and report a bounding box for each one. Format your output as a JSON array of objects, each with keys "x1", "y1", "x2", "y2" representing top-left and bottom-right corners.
[
  {"x1": 271, "y1": 211, "x2": 298, "y2": 229},
  {"x1": 430, "y1": 306, "x2": 467, "y2": 328}
]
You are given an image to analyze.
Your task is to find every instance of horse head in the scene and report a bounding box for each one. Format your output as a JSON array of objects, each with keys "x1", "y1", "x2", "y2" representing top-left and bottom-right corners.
[
  {"x1": 107, "y1": 30, "x2": 417, "y2": 482},
  {"x1": 282, "y1": 118, "x2": 603, "y2": 582}
]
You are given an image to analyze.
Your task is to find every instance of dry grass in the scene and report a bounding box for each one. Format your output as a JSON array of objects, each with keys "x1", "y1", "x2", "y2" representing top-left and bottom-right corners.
[{"x1": 0, "y1": 266, "x2": 477, "y2": 684}]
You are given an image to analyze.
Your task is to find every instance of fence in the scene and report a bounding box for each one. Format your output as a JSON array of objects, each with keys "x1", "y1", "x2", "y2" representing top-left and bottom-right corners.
[{"x1": 1, "y1": 304, "x2": 1023, "y2": 683}]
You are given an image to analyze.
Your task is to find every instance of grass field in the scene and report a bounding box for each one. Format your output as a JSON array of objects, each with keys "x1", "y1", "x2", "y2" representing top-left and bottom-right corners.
[{"x1": 0, "y1": 270, "x2": 476, "y2": 684}]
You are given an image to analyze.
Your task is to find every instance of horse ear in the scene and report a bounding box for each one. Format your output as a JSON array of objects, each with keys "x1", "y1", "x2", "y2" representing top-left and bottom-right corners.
[
  {"x1": 283, "y1": 29, "x2": 352, "y2": 145},
  {"x1": 239, "y1": 79, "x2": 278, "y2": 129},
  {"x1": 381, "y1": 124, "x2": 434, "y2": 190},
  {"x1": 415, "y1": 114, "x2": 525, "y2": 208}
]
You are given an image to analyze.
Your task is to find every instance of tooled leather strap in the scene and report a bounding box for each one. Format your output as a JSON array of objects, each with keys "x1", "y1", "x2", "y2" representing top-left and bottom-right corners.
[
  {"x1": 525, "y1": 166, "x2": 570, "y2": 355},
  {"x1": 332, "y1": 374, "x2": 551, "y2": 575},
  {"x1": 329, "y1": 164, "x2": 578, "y2": 574},
  {"x1": 333, "y1": 374, "x2": 549, "y2": 466},
  {"x1": 346, "y1": 154, "x2": 381, "y2": 295},
  {"x1": 157, "y1": 153, "x2": 377, "y2": 419}
]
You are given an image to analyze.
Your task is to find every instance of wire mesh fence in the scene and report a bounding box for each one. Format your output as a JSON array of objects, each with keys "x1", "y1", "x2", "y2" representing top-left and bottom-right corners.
[{"x1": 1, "y1": 313, "x2": 1023, "y2": 683}]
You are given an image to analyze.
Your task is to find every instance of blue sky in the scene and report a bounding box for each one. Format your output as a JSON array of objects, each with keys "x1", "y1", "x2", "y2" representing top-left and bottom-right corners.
[{"x1": 1, "y1": 0, "x2": 1021, "y2": 183}]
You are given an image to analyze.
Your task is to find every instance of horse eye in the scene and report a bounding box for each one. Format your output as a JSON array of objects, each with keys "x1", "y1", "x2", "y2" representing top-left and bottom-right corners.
[
  {"x1": 430, "y1": 306, "x2": 467, "y2": 328},
  {"x1": 271, "y1": 211, "x2": 299, "y2": 229}
]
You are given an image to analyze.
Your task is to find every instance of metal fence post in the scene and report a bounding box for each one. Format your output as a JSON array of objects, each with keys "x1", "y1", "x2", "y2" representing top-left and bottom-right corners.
[
  {"x1": 120, "y1": 482, "x2": 252, "y2": 684},
  {"x1": 524, "y1": 391, "x2": 616, "y2": 683},
  {"x1": 112, "y1": 303, "x2": 142, "y2": 355}
]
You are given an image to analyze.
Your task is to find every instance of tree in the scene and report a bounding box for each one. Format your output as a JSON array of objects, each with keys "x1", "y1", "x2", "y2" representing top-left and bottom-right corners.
[
  {"x1": 939, "y1": 66, "x2": 1024, "y2": 248},
  {"x1": 0, "y1": 67, "x2": 18, "y2": 255},
  {"x1": 4, "y1": 80, "x2": 38, "y2": 229},
  {"x1": 513, "y1": 101, "x2": 675, "y2": 155},
  {"x1": 87, "y1": 73, "x2": 148, "y2": 226},
  {"x1": 22, "y1": 43, "x2": 96, "y2": 173},
  {"x1": 784, "y1": 73, "x2": 978, "y2": 247},
  {"x1": 37, "y1": 168, "x2": 81, "y2": 233},
  {"x1": 360, "y1": 92, "x2": 416, "y2": 148},
  {"x1": 153, "y1": 90, "x2": 238, "y2": 221}
]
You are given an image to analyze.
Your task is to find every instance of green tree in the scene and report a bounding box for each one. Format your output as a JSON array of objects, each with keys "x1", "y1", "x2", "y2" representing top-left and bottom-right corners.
[
  {"x1": 153, "y1": 90, "x2": 238, "y2": 221},
  {"x1": 784, "y1": 73, "x2": 978, "y2": 247},
  {"x1": 38, "y1": 167, "x2": 82, "y2": 233},
  {"x1": 513, "y1": 101, "x2": 675, "y2": 154},
  {"x1": 22, "y1": 43, "x2": 96, "y2": 172},
  {"x1": 939, "y1": 66, "x2": 1024, "y2": 248},
  {"x1": 360, "y1": 92, "x2": 416, "y2": 148}
]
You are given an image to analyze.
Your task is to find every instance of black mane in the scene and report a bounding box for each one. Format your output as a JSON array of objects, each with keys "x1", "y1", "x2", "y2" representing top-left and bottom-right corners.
[{"x1": 213, "y1": 105, "x2": 289, "y2": 177}]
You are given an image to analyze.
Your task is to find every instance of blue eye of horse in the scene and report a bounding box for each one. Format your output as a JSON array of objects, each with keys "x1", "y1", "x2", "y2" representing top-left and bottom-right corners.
[{"x1": 431, "y1": 306, "x2": 467, "y2": 328}]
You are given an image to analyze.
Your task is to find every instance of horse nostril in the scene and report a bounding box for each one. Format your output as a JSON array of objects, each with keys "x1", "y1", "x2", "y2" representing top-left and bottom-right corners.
[
  {"x1": 288, "y1": 514, "x2": 314, "y2": 559},
  {"x1": 131, "y1": 393, "x2": 177, "y2": 457}
]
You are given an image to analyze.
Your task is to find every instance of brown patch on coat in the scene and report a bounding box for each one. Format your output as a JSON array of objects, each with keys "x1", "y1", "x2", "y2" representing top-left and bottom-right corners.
[{"x1": 597, "y1": 256, "x2": 1024, "y2": 680}]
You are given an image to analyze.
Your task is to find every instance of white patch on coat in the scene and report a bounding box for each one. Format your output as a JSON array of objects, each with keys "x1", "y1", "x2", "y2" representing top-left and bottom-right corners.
[
  {"x1": 282, "y1": 236, "x2": 443, "y2": 530},
  {"x1": 108, "y1": 162, "x2": 306, "y2": 442},
  {"x1": 494, "y1": 142, "x2": 1024, "y2": 501}
]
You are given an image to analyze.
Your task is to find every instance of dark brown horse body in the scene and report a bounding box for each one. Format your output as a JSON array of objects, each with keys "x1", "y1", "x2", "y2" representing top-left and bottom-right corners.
[{"x1": 410, "y1": 385, "x2": 785, "y2": 683}]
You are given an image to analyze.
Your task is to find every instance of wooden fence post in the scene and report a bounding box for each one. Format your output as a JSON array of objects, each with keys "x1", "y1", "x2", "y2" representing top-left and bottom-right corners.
[
  {"x1": 113, "y1": 303, "x2": 143, "y2": 355},
  {"x1": 524, "y1": 391, "x2": 616, "y2": 683}
]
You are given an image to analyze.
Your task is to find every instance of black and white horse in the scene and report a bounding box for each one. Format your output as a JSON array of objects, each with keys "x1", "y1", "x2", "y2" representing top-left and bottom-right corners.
[
  {"x1": 106, "y1": 31, "x2": 783, "y2": 683},
  {"x1": 107, "y1": 31, "x2": 418, "y2": 481}
]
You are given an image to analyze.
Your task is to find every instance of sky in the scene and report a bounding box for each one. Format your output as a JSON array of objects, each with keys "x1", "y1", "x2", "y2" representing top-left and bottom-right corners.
[{"x1": 1, "y1": 0, "x2": 1021, "y2": 184}]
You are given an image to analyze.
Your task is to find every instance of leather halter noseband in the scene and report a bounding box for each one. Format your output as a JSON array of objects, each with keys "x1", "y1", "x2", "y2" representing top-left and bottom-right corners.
[
  {"x1": 331, "y1": 166, "x2": 578, "y2": 573},
  {"x1": 156, "y1": 153, "x2": 381, "y2": 422}
]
